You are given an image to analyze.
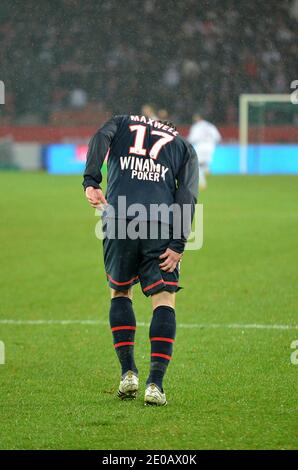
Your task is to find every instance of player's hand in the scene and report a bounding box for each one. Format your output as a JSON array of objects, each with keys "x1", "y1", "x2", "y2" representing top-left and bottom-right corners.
[
  {"x1": 85, "y1": 186, "x2": 107, "y2": 209},
  {"x1": 159, "y1": 248, "x2": 182, "y2": 273}
]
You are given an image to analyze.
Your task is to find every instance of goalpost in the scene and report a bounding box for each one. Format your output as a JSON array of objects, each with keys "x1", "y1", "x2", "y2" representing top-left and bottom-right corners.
[{"x1": 239, "y1": 94, "x2": 293, "y2": 174}]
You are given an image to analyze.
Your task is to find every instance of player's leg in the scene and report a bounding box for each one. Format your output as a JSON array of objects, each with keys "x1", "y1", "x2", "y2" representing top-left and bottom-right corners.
[
  {"x1": 103, "y1": 218, "x2": 140, "y2": 399},
  {"x1": 144, "y1": 291, "x2": 176, "y2": 406},
  {"x1": 109, "y1": 288, "x2": 136, "y2": 374},
  {"x1": 110, "y1": 288, "x2": 133, "y2": 300},
  {"x1": 109, "y1": 287, "x2": 139, "y2": 399},
  {"x1": 199, "y1": 163, "x2": 207, "y2": 190},
  {"x1": 139, "y1": 221, "x2": 180, "y2": 405},
  {"x1": 151, "y1": 290, "x2": 175, "y2": 310}
]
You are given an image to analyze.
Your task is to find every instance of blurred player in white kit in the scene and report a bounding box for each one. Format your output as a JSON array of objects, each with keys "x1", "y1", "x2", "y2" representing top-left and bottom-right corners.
[{"x1": 187, "y1": 113, "x2": 221, "y2": 190}]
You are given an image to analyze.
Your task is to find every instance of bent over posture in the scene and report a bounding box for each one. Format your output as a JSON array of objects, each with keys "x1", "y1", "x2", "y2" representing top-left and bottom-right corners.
[{"x1": 83, "y1": 114, "x2": 199, "y2": 406}]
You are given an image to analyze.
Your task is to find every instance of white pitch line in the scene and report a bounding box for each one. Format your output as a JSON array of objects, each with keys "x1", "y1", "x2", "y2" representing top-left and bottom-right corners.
[{"x1": 0, "y1": 319, "x2": 297, "y2": 330}]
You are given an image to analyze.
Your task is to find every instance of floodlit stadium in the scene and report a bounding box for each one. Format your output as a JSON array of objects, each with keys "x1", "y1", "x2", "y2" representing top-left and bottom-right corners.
[{"x1": 0, "y1": 0, "x2": 297, "y2": 455}]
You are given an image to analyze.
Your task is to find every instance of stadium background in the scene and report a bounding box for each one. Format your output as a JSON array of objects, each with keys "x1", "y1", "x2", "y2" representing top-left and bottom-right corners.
[
  {"x1": 0, "y1": 0, "x2": 298, "y2": 173},
  {"x1": 0, "y1": 0, "x2": 297, "y2": 450}
]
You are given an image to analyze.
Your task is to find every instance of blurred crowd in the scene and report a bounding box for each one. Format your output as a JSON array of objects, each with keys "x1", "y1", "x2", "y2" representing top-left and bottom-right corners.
[{"x1": 0, "y1": 0, "x2": 297, "y2": 125}]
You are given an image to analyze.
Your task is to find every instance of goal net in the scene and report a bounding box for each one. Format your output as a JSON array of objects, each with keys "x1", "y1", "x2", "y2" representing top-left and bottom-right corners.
[{"x1": 239, "y1": 94, "x2": 298, "y2": 174}]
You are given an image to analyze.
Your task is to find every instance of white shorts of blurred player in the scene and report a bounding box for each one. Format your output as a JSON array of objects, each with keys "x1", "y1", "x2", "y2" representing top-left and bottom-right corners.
[{"x1": 194, "y1": 144, "x2": 215, "y2": 190}]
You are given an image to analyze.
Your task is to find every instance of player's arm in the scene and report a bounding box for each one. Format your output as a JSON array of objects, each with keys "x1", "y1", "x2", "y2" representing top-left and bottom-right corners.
[
  {"x1": 159, "y1": 144, "x2": 199, "y2": 272},
  {"x1": 170, "y1": 144, "x2": 199, "y2": 253},
  {"x1": 187, "y1": 125, "x2": 199, "y2": 146},
  {"x1": 159, "y1": 145, "x2": 199, "y2": 272},
  {"x1": 213, "y1": 125, "x2": 222, "y2": 144},
  {"x1": 82, "y1": 116, "x2": 120, "y2": 207}
]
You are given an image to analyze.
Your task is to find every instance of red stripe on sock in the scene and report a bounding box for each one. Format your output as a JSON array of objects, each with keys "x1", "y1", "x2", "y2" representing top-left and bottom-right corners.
[
  {"x1": 151, "y1": 353, "x2": 172, "y2": 360},
  {"x1": 111, "y1": 326, "x2": 136, "y2": 332},
  {"x1": 150, "y1": 337, "x2": 175, "y2": 343},
  {"x1": 107, "y1": 274, "x2": 139, "y2": 286},
  {"x1": 114, "y1": 341, "x2": 135, "y2": 348}
]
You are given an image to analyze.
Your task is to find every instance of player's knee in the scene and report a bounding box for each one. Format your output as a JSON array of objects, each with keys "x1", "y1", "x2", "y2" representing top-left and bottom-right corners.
[
  {"x1": 110, "y1": 288, "x2": 132, "y2": 300},
  {"x1": 151, "y1": 291, "x2": 175, "y2": 310}
]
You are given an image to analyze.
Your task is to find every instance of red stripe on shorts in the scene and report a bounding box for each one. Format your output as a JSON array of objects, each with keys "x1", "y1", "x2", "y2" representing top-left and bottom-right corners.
[{"x1": 107, "y1": 274, "x2": 139, "y2": 286}]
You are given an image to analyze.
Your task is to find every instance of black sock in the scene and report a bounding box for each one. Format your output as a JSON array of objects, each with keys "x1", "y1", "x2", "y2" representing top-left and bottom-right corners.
[
  {"x1": 109, "y1": 297, "x2": 138, "y2": 376},
  {"x1": 146, "y1": 306, "x2": 176, "y2": 391}
]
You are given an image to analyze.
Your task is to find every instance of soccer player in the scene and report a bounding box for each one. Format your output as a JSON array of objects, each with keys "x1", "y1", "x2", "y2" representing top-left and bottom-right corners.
[
  {"x1": 187, "y1": 112, "x2": 221, "y2": 190},
  {"x1": 141, "y1": 103, "x2": 158, "y2": 120},
  {"x1": 83, "y1": 115, "x2": 199, "y2": 406}
]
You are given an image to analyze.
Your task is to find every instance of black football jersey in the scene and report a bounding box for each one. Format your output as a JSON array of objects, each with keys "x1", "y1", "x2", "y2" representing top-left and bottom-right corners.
[{"x1": 83, "y1": 115, "x2": 199, "y2": 252}]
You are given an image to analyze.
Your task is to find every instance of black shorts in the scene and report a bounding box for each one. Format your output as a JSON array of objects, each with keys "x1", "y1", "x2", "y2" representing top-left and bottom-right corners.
[{"x1": 103, "y1": 219, "x2": 181, "y2": 297}]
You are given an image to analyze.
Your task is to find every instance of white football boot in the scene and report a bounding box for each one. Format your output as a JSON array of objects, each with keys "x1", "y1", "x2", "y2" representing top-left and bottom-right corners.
[
  {"x1": 144, "y1": 383, "x2": 167, "y2": 406},
  {"x1": 117, "y1": 371, "x2": 139, "y2": 400}
]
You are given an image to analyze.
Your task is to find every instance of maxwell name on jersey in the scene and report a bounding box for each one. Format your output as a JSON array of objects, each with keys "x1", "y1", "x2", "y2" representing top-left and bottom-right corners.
[{"x1": 130, "y1": 115, "x2": 178, "y2": 136}]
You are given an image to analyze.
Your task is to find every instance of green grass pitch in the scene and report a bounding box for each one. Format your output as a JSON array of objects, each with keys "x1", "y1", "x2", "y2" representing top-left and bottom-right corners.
[{"x1": 0, "y1": 172, "x2": 297, "y2": 450}]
